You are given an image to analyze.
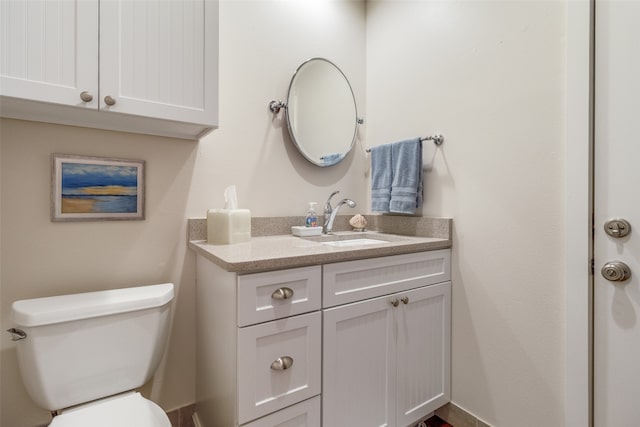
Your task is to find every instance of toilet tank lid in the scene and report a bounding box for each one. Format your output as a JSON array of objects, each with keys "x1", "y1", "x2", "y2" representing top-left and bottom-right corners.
[{"x1": 11, "y1": 283, "x2": 174, "y2": 327}]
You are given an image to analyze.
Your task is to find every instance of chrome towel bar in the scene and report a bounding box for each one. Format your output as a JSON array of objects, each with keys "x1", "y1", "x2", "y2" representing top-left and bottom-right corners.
[{"x1": 365, "y1": 133, "x2": 444, "y2": 152}]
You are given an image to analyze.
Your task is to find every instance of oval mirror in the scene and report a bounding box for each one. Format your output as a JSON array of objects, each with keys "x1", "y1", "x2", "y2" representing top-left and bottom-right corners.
[{"x1": 285, "y1": 58, "x2": 359, "y2": 167}]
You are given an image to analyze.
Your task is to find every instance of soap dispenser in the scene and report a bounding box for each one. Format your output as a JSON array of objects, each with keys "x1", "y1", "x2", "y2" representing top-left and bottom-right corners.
[{"x1": 305, "y1": 202, "x2": 318, "y2": 227}]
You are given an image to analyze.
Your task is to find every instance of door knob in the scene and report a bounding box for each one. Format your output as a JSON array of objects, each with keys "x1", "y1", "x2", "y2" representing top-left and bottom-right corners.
[
  {"x1": 104, "y1": 96, "x2": 116, "y2": 106},
  {"x1": 601, "y1": 261, "x2": 631, "y2": 282},
  {"x1": 604, "y1": 219, "x2": 631, "y2": 238}
]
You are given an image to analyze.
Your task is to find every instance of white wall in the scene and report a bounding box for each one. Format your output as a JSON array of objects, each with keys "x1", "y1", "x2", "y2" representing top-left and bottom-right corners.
[
  {"x1": 188, "y1": 0, "x2": 368, "y2": 218},
  {"x1": 366, "y1": 1, "x2": 567, "y2": 425},
  {"x1": 0, "y1": 122, "x2": 200, "y2": 426},
  {"x1": 0, "y1": 2, "x2": 367, "y2": 426}
]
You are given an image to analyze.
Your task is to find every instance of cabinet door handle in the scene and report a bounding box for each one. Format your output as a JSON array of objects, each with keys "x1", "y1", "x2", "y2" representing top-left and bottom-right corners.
[
  {"x1": 104, "y1": 95, "x2": 116, "y2": 106},
  {"x1": 400, "y1": 296, "x2": 409, "y2": 305},
  {"x1": 270, "y1": 356, "x2": 294, "y2": 371},
  {"x1": 80, "y1": 91, "x2": 93, "y2": 102},
  {"x1": 271, "y1": 287, "x2": 294, "y2": 300},
  {"x1": 390, "y1": 298, "x2": 399, "y2": 307}
]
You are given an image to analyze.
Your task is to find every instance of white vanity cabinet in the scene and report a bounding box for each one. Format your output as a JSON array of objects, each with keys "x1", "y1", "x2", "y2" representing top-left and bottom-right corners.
[
  {"x1": 196, "y1": 257, "x2": 322, "y2": 427},
  {"x1": 0, "y1": 0, "x2": 218, "y2": 139},
  {"x1": 195, "y1": 248, "x2": 450, "y2": 427},
  {"x1": 322, "y1": 250, "x2": 451, "y2": 427}
]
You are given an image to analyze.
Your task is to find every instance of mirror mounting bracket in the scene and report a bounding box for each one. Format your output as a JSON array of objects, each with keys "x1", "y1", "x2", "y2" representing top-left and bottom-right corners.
[{"x1": 269, "y1": 100, "x2": 287, "y2": 114}]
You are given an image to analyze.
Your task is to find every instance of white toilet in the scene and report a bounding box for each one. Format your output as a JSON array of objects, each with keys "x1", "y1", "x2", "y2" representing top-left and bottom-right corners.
[{"x1": 7, "y1": 283, "x2": 174, "y2": 427}]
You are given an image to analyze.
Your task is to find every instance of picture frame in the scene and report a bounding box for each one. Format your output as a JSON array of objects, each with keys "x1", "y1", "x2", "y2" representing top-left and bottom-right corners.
[{"x1": 51, "y1": 154, "x2": 145, "y2": 222}]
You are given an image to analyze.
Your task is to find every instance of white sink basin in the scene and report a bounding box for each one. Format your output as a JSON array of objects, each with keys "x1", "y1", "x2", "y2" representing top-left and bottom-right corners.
[{"x1": 321, "y1": 238, "x2": 388, "y2": 247}]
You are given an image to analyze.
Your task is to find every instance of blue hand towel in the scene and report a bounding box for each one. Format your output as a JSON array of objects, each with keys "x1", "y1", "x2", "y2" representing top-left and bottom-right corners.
[
  {"x1": 389, "y1": 137, "x2": 423, "y2": 214},
  {"x1": 370, "y1": 144, "x2": 393, "y2": 212}
]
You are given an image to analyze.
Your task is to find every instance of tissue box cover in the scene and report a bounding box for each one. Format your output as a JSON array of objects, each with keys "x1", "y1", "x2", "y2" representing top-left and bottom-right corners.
[{"x1": 207, "y1": 209, "x2": 251, "y2": 244}]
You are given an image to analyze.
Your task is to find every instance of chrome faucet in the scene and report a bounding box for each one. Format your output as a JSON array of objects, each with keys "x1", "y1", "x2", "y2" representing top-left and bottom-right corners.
[{"x1": 323, "y1": 190, "x2": 357, "y2": 234}]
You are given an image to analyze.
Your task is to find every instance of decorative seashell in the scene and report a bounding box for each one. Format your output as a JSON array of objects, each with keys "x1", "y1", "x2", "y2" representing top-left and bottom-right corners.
[{"x1": 349, "y1": 214, "x2": 368, "y2": 231}]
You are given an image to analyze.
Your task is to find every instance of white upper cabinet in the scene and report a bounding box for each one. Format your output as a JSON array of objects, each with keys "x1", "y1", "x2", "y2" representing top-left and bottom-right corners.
[
  {"x1": 0, "y1": 0, "x2": 218, "y2": 140},
  {"x1": 0, "y1": 0, "x2": 98, "y2": 106},
  {"x1": 99, "y1": 0, "x2": 216, "y2": 125}
]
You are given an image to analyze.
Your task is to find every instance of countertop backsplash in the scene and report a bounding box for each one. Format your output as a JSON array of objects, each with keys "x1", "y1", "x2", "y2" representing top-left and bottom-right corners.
[{"x1": 188, "y1": 215, "x2": 451, "y2": 241}]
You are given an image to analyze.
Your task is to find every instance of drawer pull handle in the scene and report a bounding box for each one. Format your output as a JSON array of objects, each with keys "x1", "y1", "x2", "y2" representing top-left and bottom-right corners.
[
  {"x1": 271, "y1": 356, "x2": 294, "y2": 371},
  {"x1": 80, "y1": 91, "x2": 93, "y2": 102},
  {"x1": 390, "y1": 298, "x2": 399, "y2": 307},
  {"x1": 271, "y1": 287, "x2": 294, "y2": 300},
  {"x1": 401, "y1": 296, "x2": 409, "y2": 305}
]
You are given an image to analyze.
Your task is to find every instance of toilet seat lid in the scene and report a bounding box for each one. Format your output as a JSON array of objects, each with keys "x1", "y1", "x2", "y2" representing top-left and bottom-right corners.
[{"x1": 48, "y1": 392, "x2": 171, "y2": 427}]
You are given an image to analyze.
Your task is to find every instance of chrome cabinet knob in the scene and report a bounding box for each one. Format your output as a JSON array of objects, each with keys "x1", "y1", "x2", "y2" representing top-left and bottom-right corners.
[
  {"x1": 80, "y1": 91, "x2": 93, "y2": 102},
  {"x1": 400, "y1": 296, "x2": 409, "y2": 305},
  {"x1": 271, "y1": 287, "x2": 294, "y2": 300},
  {"x1": 601, "y1": 261, "x2": 631, "y2": 282},
  {"x1": 390, "y1": 298, "x2": 399, "y2": 307},
  {"x1": 104, "y1": 96, "x2": 116, "y2": 106},
  {"x1": 270, "y1": 356, "x2": 294, "y2": 371}
]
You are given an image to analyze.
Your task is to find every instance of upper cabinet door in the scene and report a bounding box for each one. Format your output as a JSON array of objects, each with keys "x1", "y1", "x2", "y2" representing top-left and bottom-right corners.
[
  {"x1": 0, "y1": 0, "x2": 98, "y2": 108},
  {"x1": 99, "y1": 0, "x2": 218, "y2": 126}
]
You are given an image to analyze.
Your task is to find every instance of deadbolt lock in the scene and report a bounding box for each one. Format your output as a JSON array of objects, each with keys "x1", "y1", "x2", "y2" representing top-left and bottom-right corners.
[
  {"x1": 601, "y1": 261, "x2": 631, "y2": 282},
  {"x1": 604, "y1": 219, "x2": 631, "y2": 238}
]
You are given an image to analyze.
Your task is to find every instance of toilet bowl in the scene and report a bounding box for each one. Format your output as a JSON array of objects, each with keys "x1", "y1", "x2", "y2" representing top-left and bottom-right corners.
[{"x1": 7, "y1": 283, "x2": 174, "y2": 426}]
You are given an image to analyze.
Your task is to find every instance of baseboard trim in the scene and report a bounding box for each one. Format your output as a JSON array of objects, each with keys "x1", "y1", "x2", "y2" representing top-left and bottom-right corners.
[
  {"x1": 181, "y1": 401, "x2": 485, "y2": 427},
  {"x1": 192, "y1": 411, "x2": 203, "y2": 427}
]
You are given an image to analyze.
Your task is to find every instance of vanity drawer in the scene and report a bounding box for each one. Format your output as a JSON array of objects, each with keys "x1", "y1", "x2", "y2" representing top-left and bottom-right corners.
[
  {"x1": 237, "y1": 312, "x2": 321, "y2": 424},
  {"x1": 323, "y1": 250, "x2": 451, "y2": 307},
  {"x1": 237, "y1": 266, "x2": 321, "y2": 327},
  {"x1": 242, "y1": 396, "x2": 320, "y2": 427}
]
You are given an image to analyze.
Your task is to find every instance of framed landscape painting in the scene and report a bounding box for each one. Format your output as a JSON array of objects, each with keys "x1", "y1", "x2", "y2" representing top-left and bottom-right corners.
[{"x1": 51, "y1": 154, "x2": 145, "y2": 221}]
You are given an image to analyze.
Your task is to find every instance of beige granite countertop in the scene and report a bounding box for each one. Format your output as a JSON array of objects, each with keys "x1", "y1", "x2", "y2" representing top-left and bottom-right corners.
[{"x1": 189, "y1": 230, "x2": 451, "y2": 273}]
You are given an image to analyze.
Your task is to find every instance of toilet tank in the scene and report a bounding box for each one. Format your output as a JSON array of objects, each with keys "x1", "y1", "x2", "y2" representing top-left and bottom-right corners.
[{"x1": 9, "y1": 283, "x2": 174, "y2": 411}]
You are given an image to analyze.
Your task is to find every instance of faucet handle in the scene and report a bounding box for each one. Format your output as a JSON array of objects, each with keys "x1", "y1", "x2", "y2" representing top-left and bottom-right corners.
[{"x1": 325, "y1": 190, "x2": 340, "y2": 211}]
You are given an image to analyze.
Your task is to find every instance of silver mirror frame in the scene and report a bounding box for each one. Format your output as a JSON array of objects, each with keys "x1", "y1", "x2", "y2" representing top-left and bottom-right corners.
[{"x1": 284, "y1": 58, "x2": 359, "y2": 167}]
